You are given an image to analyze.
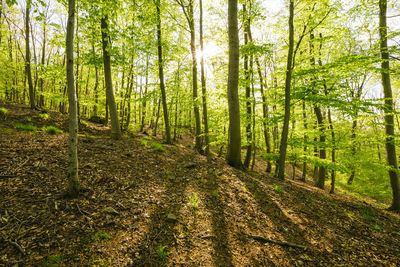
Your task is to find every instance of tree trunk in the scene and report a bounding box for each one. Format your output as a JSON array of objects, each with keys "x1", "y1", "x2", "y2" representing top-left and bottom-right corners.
[
  {"x1": 301, "y1": 101, "x2": 307, "y2": 181},
  {"x1": 25, "y1": 0, "x2": 35, "y2": 109},
  {"x1": 379, "y1": 0, "x2": 400, "y2": 211},
  {"x1": 101, "y1": 15, "x2": 121, "y2": 139},
  {"x1": 243, "y1": 4, "x2": 252, "y2": 169},
  {"x1": 141, "y1": 53, "x2": 149, "y2": 132},
  {"x1": 155, "y1": 0, "x2": 171, "y2": 144},
  {"x1": 199, "y1": 0, "x2": 209, "y2": 155},
  {"x1": 327, "y1": 107, "x2": 336, "y2": 193},
  {"x1": 226, "y1": 0, "x2": 242, "y2": 168},
  {"x1": 277, "y1": 0, "x2": 294, "y2": 179},
  {"x1": 66, "y1": 0, "x2": 79, "y2": 197}
]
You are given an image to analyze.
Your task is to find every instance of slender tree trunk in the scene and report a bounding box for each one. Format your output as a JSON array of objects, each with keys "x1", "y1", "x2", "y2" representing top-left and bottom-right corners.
[
  {"x1": 226, "y1": 0, "x2": 242, "y2": 168},
  {"x1": 39, "y1": 17, "x2": 46, "y2": 107},
  {"x1": 92, "y1": 44, "x2": 99, "y2": 117},
  {"x1": 328, "y1": 107, "x2": 336, "y2": 193},
  {"x1": 153, "y1": 97, "x2": 161, "y2": 136},
  {"x1": 101, "y1": 15, "x2": 121, "y2": 139},
  {"x1": 249, "y1": 23, "x2": 272, "y2": 172},
  {"x1": 66, "y1": 0, "x2": 79, "y2": 197},
  {"x1": 301, "y1": 101, "x2": 307, "y2": 181},
  {"x1": 141, "y1": 53, "x2": 149, "y2": 132},
  {"x1": 310, "y1": 32, "x2": 326, "y2": 189},
  {"x1": 199, "y1": 0, "x2": 209, "y2": 155},
  {"x1": 277, "y1": 0, "x2": 294, "y2": 179},
  {"x1": 155, "y1": 0, "x2": 171, "y2": 144},
  {"x1": 25, "y1": 0, "x2": 35, "y2": 109},
  {"x1": 243, "y1": 4, "x2": 252, "y2": 169},
  {"x1": 379, "y1": 0, "x2": 400, "y2": 211},
  {"x1": 347, "y1": 119, "x2": 357, "y2": 185}
]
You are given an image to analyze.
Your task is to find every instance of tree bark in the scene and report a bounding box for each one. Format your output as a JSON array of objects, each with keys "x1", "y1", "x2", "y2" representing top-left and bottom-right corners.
[
  {"x1": 199, "y1": 0, "x2": 209, "y2": 155},
  {"x1": 66, "y1": 0, "x2": 79, "y2": 197},
  {"x1": 25, "y1": 0, "x2": 35, "y2": 109},
  {"x1": 277, "y1": 0, "x2": 294, "y2": 179},
  {"x1": 155, "y1": 0, "x2": 171, "y2": 144},
  {"x1": 226, "y1": 0, "x2": 242, "y2": 168},
  {"x1": 101, "y1": 15, "x2": 121, "y2": 139},
  {"x1": 379, "y1": 0, "x2": 400, "y2": 211},
  {"x1": 243, "y1": 4, "x2": 252, "y2": 169}
]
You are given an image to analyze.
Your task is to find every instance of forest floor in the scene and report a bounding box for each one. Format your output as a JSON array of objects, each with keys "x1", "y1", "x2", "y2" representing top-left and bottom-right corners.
[{"x1": 1, "y1": 102, "x2": 400, "y2": 267}]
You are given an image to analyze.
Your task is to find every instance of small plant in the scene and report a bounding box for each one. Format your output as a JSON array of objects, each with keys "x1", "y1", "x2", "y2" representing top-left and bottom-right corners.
[
  {"x1": 248, "y1": 183, "x2": 255, "y2": 190},
  {"x1": 43, "y1": 126, "x2": 62, "y2": 135},
  {"x1": 151, "y1": 142, "x2": 166, "y2": 152},
  {"x1": 373, "y1": 224, "x2": 381, "y2": 231},
  {"x1": 188, "y1": 193, "x2": 200, "y2": 210},
  {"x1": 212, "y1": 189, "x2": 219, "y2": 198},
  {"x1": 274, "y1": 184, "x2": 283, "y2": 193},
  {"x1": 165, "y1": 170, "x2": 175, "y2": 181},
  {"x1": 41, "y1": 254, "x2": 62, "y2": 267},
  {"x1": 144, "y1": 136, "x2": 152, "y2": 141},
  {"x1": 157, "y1": 245, "x2": 169, "y2": 263},
  {"x1": 94, "y1": 231, "x2": 111, "y2": 241},
  {"x1": 39, "y1": 113, "x2": 49, "y2": 120},
  {"x1": 0, "y1": 107, "x2": 8, "y2": 115},
  {"x1": 15, "y1": 123, "x2": 37, "y2": 131},
  {"x1": 141, "y1": 139, "x2": 148, "y2": 146},
  {"x1": 360, "y1": 208, "x2": 376, "y2": 222}
]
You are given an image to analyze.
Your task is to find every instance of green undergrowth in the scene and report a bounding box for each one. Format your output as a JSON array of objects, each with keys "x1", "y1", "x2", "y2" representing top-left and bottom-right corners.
[
  {"x1": 336, "y1": 168, "x2": 391, "y2": 205},
  {"x1": 15, "y1": 123, "x2": 37, "y2": 131},
  {"x1": 0, "y1": 107, "x2": 8, "y2": 115},
  {"x1": 151, "y1": 142, "x2": 166, "y2": 152},
  {"x1": 42, "y1": 126, "x2": 63, "y2": 135}
]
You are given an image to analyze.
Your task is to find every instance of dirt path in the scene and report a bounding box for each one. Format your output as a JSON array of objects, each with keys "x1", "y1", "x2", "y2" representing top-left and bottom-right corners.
[{"x1": 1, "y1": 103, "x2": 400, "y2": 266}]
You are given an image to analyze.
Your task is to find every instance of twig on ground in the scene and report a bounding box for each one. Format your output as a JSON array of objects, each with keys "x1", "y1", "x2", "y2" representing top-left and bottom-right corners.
[
  {"x1": 248, "y1": 234, "x2": 307, "y2": 250},
  {"x1": 0, "y1": 232, "x2": 25, "y2": 255}
]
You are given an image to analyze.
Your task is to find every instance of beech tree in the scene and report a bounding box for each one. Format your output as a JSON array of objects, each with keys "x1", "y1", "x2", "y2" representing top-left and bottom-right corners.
[
  {"x1": 226, "y1": 0, "x2": 241, "y2": 168},
  {"x1": 66, "y1": 0, "x2": 79, "y2": 197},
  {"x1": 276, "y1": 0, "x2": 294, "y2": 180},
  {"x1": 379, "y1": 0, "x2": 400, "y2": 211}
]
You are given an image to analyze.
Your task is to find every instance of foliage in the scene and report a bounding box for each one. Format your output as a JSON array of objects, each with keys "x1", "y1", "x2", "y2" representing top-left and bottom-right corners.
[
  {"x1": 0, "y1": 107, "x2": 8, "y2": 115},
  {"x1": 15, "y1": 123, "x2": 37, "y2": 131},
  {"x1": 151, "y1": 142, "x2": 166, "y2": 152},
  {"x1": 157, "y1": 245, "x2": 169, "y2": 263},
  {"x1": 42, "y1": 126, "x2": 63, "y2": 135},
  {"x1": 274, "y1": 184, "x2": 283, "y2": 194},
  {"x1": 188, "y1": 193, "x2": 200, "y2": 210},
  {"x1": 39, "y1": 113, "x2": 49, "y2": 120}
]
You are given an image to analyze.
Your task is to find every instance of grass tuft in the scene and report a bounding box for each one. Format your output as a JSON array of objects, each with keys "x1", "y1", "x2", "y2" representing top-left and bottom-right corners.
[
  {"x1": 151, "y1": 142, "x2": 166, "y2": 152},
  {"x1": 0, "y1": 107, "x2": 8, "y2": 115},
  {"x1": 15, "y1": 123, "x2": 37, "y2": 131},
  {"x1": 43, "y1": 126, "x2": 63, "y2": 135},
  {"x1": 39, "y1": 113, "x2": 49, "y2": 120}
]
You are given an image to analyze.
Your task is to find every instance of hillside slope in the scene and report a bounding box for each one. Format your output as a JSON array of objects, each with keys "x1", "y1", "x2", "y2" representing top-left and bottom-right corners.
[{"x1": 1, "y1": 103, "x2": 400, "y2": 266}]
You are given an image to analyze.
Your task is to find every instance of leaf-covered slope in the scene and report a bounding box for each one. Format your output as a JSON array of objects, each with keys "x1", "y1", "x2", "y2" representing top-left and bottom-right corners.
[{"x1": 0, "y1": 103, "x2": 399, "y2": 266}]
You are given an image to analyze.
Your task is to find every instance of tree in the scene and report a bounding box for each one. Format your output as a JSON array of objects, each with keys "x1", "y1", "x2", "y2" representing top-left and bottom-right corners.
[
  {"x1": 276, "y1": 0, "x2": 294, "y2": 180},
  {"x1": 199, "y1": 0, "x2": 209, "y2": 155},
  {"x1": 226, "y1": 0, "x2": 241, "y2": 168},
  {"x1": 101, "y1": 14, "x2": 121, "y2": 140},
  {"x1": 25, "y1": 0, "x2": 35, "y2": 109},
  {"x1": 154, "y1": 0, "x2": 171, "y2": 144},
  {"x1": 379, "y1": 0, "x2": 400, "y2": 211},
  {"x1": 66, "y1": 0, "x2": 79, "y2": 197},
  {"x1": 175, "y1": 0, "x2": 202, "y2": 153}
]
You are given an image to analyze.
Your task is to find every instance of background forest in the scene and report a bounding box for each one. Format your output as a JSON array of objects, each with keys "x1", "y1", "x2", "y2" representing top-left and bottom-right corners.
[{"x1": 1, "y1": 0, "x2": 400, "y2": 207}]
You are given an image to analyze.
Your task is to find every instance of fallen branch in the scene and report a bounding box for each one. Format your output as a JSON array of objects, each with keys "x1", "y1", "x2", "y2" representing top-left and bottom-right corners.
[
  {"x1": 0, "y1": 232, "x2": 25, "y2": 255},
  {"x1": 0, "y1": 175, "x2": 17, "y2": 179},
  {"x1": 248, "y1": 234, "x2": 307, "y2": 250}
]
